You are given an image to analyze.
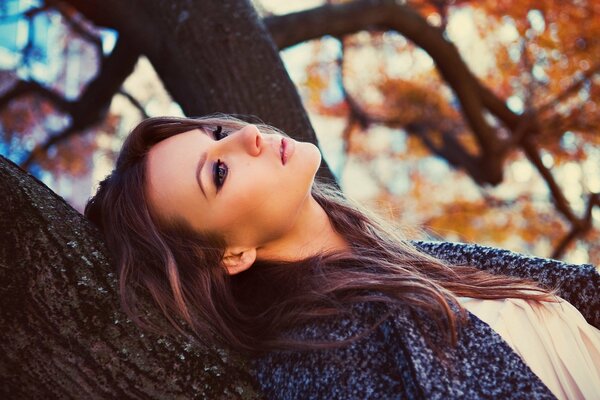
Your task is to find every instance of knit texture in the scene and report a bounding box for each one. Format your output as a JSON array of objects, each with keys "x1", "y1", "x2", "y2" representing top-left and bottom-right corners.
[
  {"x1": 251, "y1": 241, "x2": 599, "y2": 399},
  {"x1": 411, "y1": 240, "x2": 599, "y2": 329}
]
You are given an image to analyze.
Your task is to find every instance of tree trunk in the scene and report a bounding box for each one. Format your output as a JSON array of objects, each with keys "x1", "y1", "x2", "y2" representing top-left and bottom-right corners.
[
  {"x1": 2, "y1": 1, "x2": 334, "y2": 396},
  {"x1": 0, "y1": 155, "x2": 261, "y2": 398}
]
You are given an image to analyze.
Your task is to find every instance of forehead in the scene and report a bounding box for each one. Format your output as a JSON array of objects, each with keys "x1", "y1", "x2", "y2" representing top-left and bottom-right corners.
[
  {"x1": 145, "y1": 129, "x2": 208, "y2": 220},
  {"x1": 149, "y1": 128, "x2": 205, "y2": 160}
]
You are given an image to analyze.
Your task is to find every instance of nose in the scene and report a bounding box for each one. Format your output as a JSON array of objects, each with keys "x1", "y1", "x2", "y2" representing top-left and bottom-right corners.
[{"x1": 235, "y1": 124, "x2": 262, "y2": 156}]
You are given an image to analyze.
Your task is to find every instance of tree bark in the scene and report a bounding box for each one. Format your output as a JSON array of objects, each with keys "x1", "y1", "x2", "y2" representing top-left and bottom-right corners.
[{"x1": 0, "y1": 155, "x2": 261, "y2": 398}]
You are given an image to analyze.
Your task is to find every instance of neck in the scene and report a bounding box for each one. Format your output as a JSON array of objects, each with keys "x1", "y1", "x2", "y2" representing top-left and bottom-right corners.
[{"x1": 256, "y1": 195, "x2": 350, "y2": 262}]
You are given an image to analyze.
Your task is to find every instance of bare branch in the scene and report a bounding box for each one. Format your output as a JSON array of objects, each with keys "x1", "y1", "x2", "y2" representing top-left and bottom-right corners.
[
  {"x1": 497, "y1": 111, "x2": 537, "y2": 151},
  {"x1": 479, "y1": 66, "x2": 600, "y2": 257},
  {"x1": 520, "y1": 137, "x2": 578, "y2": 224},
  {"x1": 118, "y1": 89, "x2": 149, "y2": 119},
  {"x1": 337, "y1": 40, "x2": 372, "y2": 129},
  {"x1": 538, "y1": 62, "x2": 600, "y2": 115},
  {"x1": 20, "y1": 36, "x2": 139, "y2": 169},
  {"x1": 552, "y1": 193, "x2": 600, "y2": 258},
  {"x1": 265, "y1": 0, "x2": 504, "y2": 177},
  {"x1": 266, "y1": 0, "x2": 599, "y2": 260},
  {"x1": 22, "y1": 13, "x2": 37, "y2": 66},
  {"x1": 0, "y1": 2, "x2": 51, "y2": 23},
  {"x1": 479, "y1": 62, "x2": 600, "y2": 145},
  {"x1": 0, "y1": 80, "x2": 70, "y2": 112},
  {"x1": 552, "y1": 228, "x2": 580, "y2": 260},
  {"x1": 336, "y1": 30, "x2": 487, "y2": 183}
]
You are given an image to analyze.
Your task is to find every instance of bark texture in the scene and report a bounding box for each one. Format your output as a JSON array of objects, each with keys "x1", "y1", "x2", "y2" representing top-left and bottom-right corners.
[{"x1": 0, "y1": 156, "x2": 261, "y2": 399}]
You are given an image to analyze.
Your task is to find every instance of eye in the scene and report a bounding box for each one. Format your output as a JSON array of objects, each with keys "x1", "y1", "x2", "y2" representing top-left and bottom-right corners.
[
  {"x1": 212, "y1": 126, "x2": 229, "y2": 141},
  {"x1": 213, "y1": 159, "x2": 228, "y2": 190}
]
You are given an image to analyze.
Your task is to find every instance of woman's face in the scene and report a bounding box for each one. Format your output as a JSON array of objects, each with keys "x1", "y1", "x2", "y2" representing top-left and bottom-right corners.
[{"x1": 145, "y1": 123, "x2": 321, "y2": 252}]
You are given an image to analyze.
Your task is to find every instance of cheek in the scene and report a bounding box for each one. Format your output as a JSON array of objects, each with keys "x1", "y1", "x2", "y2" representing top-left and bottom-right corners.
[
  {"x1": 227, "y1": 159, "x2": 307, "y2": 216},
  {"x1": 222, "y1": 178, "x2": 273, "y2": 223}
]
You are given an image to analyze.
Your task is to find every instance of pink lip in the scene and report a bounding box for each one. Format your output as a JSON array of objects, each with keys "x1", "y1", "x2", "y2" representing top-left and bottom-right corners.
[{"x1": 280, "y1": 137, "x2": 295, "y2": 165}]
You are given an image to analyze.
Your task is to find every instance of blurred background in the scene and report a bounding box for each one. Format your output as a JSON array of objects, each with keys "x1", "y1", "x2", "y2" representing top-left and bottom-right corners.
[{"x1": 1, "y1": 0, "x2": 599, "y2": 265}]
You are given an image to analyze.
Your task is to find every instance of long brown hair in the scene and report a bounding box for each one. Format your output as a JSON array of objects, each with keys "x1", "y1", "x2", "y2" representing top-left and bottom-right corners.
[{"x1": 85, "y1": 115, "x2": 557, "y2": 355}]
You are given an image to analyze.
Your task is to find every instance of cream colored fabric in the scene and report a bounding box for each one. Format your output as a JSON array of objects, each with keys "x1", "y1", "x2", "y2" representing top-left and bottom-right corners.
[{"x1": 458, "y1": 296, "x2": 600, "y2": 400}]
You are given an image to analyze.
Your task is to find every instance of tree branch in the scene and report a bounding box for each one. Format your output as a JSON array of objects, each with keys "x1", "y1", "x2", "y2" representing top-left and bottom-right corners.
[
  {"x1": 0, "y1": 4, "x2": 51, "y2": 23},
  {"x1": 537, "y1": 62, "x2": 600, "y2": 115},
  {"x1": 337, "y1": 34, "x2": 487, "y2": 182},
  {"x1": 552, "y1": 192, "x2": 600, "y2": 258},
  {"x1": 266, "y1": 0, "x2": 600, "y2": 260},
  {"x1": 20, "y1": 36, "x2": 140, "y2": 169},
  {"x1": 265, "y1": 0, "x2": 505, "y2": 184},
  {"x1": 118, "y1": 89, "x2": 149, "y2": 119},
  {"x1": 520, "y1": 137, "x2": 578, "y2": 224},
  {"x1": 478, "y1": 65, "x2": 600, "y2": 257},
  {"x1": 0, "y1": 80, "x2": 70, "y2": 112},
  {"x1": 337, "y1": 39, "x2": 372, "y2": 129}
]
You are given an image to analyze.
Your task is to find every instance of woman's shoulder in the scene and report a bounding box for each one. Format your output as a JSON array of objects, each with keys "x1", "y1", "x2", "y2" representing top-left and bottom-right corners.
[
  {"x1": 274, "y1": 301, "x2": 395, "y2": 342},
  {"x1": 412, "y1": 240, "x2": 600, "y2": 328},
  {"x1": 249, "y1": 300, "x2": 556, "y2": 399},
  {"x1": 250, "y1": 302, "x2": 418, "y2": 399}
]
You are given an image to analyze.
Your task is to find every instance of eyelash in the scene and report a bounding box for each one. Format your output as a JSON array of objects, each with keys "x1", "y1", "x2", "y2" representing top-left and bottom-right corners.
[
  {"x1": 212, "y1": 126, "x2": 229, "y2": 141},
  {"x1": 213, "y1": 159, "x2": 228, "y2": 190},
  {"x1": 211, "y1": 126, "x2": 228, "y2": 190}
]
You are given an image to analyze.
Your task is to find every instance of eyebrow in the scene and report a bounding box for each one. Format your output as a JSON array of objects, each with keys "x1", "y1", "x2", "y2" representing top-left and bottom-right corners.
[{"x1": 196, "y1": 152, "x2": 208, "y2": 199}]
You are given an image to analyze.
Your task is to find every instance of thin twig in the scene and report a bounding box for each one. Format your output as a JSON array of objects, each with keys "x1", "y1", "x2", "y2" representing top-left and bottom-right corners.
[{"x1": 118, "y1": 89, "x2": 149, "y2": 119}]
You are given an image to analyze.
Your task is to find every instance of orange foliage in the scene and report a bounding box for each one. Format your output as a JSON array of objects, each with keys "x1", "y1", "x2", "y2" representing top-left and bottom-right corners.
[{"x1": 306, "y1": 0, "x2": 600, "y2": 265}]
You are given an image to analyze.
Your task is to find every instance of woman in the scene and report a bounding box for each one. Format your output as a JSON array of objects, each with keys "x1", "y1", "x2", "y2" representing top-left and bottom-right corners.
[{"x1": 85, "y1": 115, "x2": 600, "y2": 399}]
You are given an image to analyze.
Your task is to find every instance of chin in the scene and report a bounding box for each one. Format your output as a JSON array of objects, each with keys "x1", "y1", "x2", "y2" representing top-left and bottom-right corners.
[{"x1": 304, "y1": 142, "x2": 322, "y2": 167}]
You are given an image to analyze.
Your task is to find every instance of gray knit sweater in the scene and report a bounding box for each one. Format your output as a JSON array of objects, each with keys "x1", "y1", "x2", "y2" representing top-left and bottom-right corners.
[{"x1": 250, "y1": 241, "x2": 599, "y2": 399}]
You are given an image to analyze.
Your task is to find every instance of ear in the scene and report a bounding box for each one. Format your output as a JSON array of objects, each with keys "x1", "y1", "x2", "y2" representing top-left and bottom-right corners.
[{"x1": 221, "y1": 247, "x2": 257, "y2": 275}]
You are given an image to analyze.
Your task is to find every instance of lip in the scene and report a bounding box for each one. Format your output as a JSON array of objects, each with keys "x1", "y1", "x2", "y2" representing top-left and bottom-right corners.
[{"x1": 280, "y1": 137, "x2": 295, "y2": 165}]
